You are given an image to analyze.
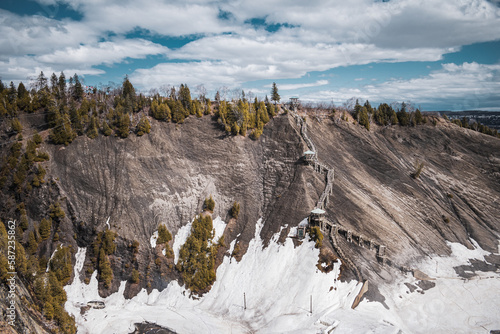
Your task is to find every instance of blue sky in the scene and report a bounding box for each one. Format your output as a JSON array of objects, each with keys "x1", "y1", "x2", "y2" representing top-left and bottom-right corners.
[{"x1": 1, "y1": 0, "x2": 500, "y2": 110}]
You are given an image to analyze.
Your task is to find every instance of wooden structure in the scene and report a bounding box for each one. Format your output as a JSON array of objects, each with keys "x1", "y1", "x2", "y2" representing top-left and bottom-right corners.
[
  {"x1": 308, "y1": 208, "x2": 326, "y2": 229},
  {"x1": 303, "y1": 150, "x2": 316, "y2": 163},
  {"x1": 296, "y1": 220, "x2": 308, "y2": 239},
  {"x1": 87, "y1": 300, "x2": 105, "y2": 309},
  {"x1": 289, "y1": 97, "x2": 300, "y2": 110}
]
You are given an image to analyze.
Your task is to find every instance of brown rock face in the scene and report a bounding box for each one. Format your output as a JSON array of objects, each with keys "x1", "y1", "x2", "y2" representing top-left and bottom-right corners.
[{"x1": 44, "y1": 113, "x2": 500, "y2": 288}]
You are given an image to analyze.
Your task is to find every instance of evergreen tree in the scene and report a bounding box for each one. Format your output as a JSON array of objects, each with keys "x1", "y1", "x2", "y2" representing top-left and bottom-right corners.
[
  {"x1": 358, "y1": 106, "x2": 370, "y2": 131},
  {"x1": 116, "y1": 112, "x2": 130, "y2": 138},
  {"x1": 87, "y1": 115, "x2": 99, "y2": 139},
  {"x1": 136, "y1": 116, "x2": 151, "y2": 136},
  {"x1": 179, "y1": 84, "x2": 192, "y2": 113},
  {"x1": 271, "y1": 82, "x2": 280, "y2": 105},
  {"x1": 36, "y1": 71, "x2": 48, "y2": 91},
  {"x1": 204, "y1": 195, "x2": 215, "y2": 212},
  {"x1": 50, "y1": 73, "x2": 58, "y2": 94},
  {"x1": 11, "y1": 118, "x2": 22, "y2": 133},
  {"x1": 39, "y1": 218, "x2": 51, "y2": 240},
  {"x1": 69, "y1": 101, "x2": 84, "y2": 135},
  {"x1": 171, "y1": 100, "x2": 186, "y2": 123},
  {"x1": 72, "y1": 74, "x2": 83, "y2": 101},
  {"x1": 50, "y1": 111, "x2": 76, "y2": 145},
  {"x1": 17, "y1": 82, "x2": 30, "y2": 111},
  {"x1": 28, "y1": 231, "x2": 38, "y2": 254},
  {"x1": 102, "y1": 120, "x2": 112, "y2": 136},
  {"x1": 157, "y1": 224, "x2": 172, "y2": 244},
  {"x1": 58, "y1": 72, "x2": 66, "y2": 101},
  {"x1": 98, "y1": 249, "x2": 113, "y2": 288},
  {"x1": 231, "y1": 201, "x2": 240, "y2": 219},
  {"x1": 414, "y1": 109, "x2": 423, "y2": 125}
]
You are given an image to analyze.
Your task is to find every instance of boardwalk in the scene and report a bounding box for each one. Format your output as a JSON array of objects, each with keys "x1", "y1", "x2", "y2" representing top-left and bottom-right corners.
[{"x1": 287, "y1": 108, "x2": 389, "y2": 280}]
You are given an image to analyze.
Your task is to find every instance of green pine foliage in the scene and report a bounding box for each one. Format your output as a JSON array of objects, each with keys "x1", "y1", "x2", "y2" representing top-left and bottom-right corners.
[
  {"x1": 102, "y1": 120, "x2": 112, "y2": 136},
  {"x1": 309, "y1": 226, "x2": 323, "y2": 248},
  {"x1": 176, "y1": 214, "x2": 218, "y2": 293},
  {"x1": 271, "y1": 82, "x2": 280, "y2": 105},
  {"x1": 204, "y1": 195, "x2": 215, "y2": 212},
  {"x1": 87, "y1": 115, "x2": 99, "y2": 139},
  {"x1": 11, "y1": 118, "x2": 23, "y2": 133},
  {"x1": 157, "y1": 224, "x2": 172, "y2": 244},
  {"x1": 50, "y1": 112, "x2": 77, "y2": 145},
  {"x1": 39, "y1": 218, "x2": 51, "y2": 240},
  {"x1": 116, "y1": 112, "x2": 131, "y2": 138},
  {"x1": 98, "y1": 248, "x2": 113, "y2": 288},
  {"x1": 49, "y1": 246, "x2": 73, "y2": 285},
  {"x1": 49, "y1": 202, "x2": 66, "y2": 221},
  {"x1": 136, "y1": 116, "x2": 151, "y2": 136},
  {"x1": 231, "y1": 201, "x2": 240, "y2": 219},
  {"x1": 131, "y1": 269, "x2": 140, "y2": 283}
]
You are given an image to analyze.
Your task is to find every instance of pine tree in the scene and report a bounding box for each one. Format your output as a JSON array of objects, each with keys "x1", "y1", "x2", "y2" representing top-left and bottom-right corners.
[
  {"x1": 58, "y1": 72, "x2": 66, "y2": 102},
  {"x1": 11, "y1": 118, "x2": 22, "y2": 133},
  {"x1": 17, "y1": 82, "x2": 30, "y2": 112},
  {"x1": 171, "y1": 100, "x2": 186, "y2": 123},
  {"x1": 131, "y1": 269, "x2": 140, "y2": 283},
  {"x1": 271, "y1": 82, "x2": 280, "y2": 105},
  {"x1": 72, "y1": 74, "x2": 83, "y2": 101},
  {"x1": 231, "y1": 201, "x2": 240, "y2": 219},
  {"x1": 157, "y1": 224, "x2": 172, "y2": 244},
  {"x1": 204, "y1": 195, "x2": 215, "y2": 212},
  {"x1": 102, "y1": 120, "x2": 112, "y2": 136},
  {"x1": 136, "y1": 116, "x2": 151, "y2": 136},
  {"x1": 69, "y1": 102, "x2": 83, "y2": 135},
  {"x1": 179, "y1": 84, "x2": 192, "y2": 113},
  {"x1": 359, "y1": 106, "x2": 370, "y2": 131},
  {"x1": 116, "y1": 112, "x2": 130, "y2": 138},
  {"x1": 414, "y1": 109, "x2": 423, "y2": 125},
  {"x1": 87, "y1": 115, "x2": 99, "y2": 139},
  {"x1": 39, "y1": 218, "x2": 51, "y2": 240},
  {"x1": 50, "y1": 112, "x2": 76, "y2": 145},
  {"x1": 98, "y1": 249, "x2": 113, "y2": 288}
]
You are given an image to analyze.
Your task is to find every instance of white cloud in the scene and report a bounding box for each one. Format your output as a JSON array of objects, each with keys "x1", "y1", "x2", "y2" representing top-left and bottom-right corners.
[
  {"x1": 264, "y1": 80, "x2": 329, "y2": 91},
  {"x1": 37, "y1": 39, "x2": 168, "y2": 67},
  {"x1": 2, "y1": 0, "x2": 500, "y2": 109},
  {"x1": 301, "y1": 62, "x2": 500, "y2": 109}
]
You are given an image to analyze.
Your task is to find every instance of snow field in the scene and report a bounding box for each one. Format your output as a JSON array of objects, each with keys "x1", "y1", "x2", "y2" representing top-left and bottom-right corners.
[{"x1": 65, "y1": 219, "x2": 500, "y2": 333}]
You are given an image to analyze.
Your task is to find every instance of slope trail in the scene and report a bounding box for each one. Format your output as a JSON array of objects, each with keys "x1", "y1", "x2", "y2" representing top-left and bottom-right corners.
[{"x1": 287, "y1": 108, "x2": 363, "y2": 281}]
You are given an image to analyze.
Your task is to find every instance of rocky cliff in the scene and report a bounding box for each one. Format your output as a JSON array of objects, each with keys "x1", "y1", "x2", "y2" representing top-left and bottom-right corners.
[{"x1": 2, "y1": 110, "x2": 500, "y2": 332}]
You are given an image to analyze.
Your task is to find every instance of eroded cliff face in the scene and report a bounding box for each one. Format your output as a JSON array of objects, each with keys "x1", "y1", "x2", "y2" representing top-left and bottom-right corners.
[
  {"x1": 40, "y1": 112, "x2": 500, "y2": 292},
  {"x1": 46, "y1": 114, "x2": 322, "y2": 294},
  {"x1": 307, "y1": 115, "x2": 500, "y2": 282}
]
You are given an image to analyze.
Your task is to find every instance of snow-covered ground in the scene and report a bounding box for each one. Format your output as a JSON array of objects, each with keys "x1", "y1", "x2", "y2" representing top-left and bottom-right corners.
[{"x1": 65, "y1": 218, "x2": 500, "y2": 334}]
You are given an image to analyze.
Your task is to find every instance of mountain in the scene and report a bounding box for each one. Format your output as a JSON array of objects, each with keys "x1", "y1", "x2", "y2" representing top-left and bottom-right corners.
[{"x1": 1, "y1": 108, "x2": 499, "y2": 333}]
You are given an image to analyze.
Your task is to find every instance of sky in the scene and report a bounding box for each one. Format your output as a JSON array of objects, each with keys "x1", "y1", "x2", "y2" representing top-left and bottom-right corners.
[{"x1": 0, "y1": 0, "x2": 500, "y2": 110}]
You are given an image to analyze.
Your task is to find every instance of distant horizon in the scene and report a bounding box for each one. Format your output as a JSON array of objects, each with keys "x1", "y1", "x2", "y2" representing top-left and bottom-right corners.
[{"x1": 1, "y1": 0, "x2": 499, "y2": 111}]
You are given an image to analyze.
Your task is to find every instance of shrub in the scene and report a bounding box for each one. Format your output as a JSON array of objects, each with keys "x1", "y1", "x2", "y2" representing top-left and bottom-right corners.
[
  {"x1": 136, "y1": 116, "x2": 151, "y2": 136},
  {"x1": 157, "y1": 224, "x2": 172, "y2": 244},
  {"x1": 131, "y1": 269, "x2": 140, "y2": 283},
  {"x1": 98, "y1": 249, "x2": 113, "y2": 288},
  {"x1": 177, "y1": 214, "x2": 216, "y2": 293},
  {"x1": 412, "y1": 161, "x2": 425, "y2": 179},
  {"x1": 39, "y1": 218, "x2": 51, "y2": 240},
  {"x1": 49, "y1": 202, "x2": 65, "y2": 220},
  {"x1": 231, "y1": 201, "x2": 240, "y2": 219},
  {"x1": 309, "y1": 226, "x2": 323, "y2": 248},
  {"x1": 204, "y1": 195, "x2": 215, "y2": 212}
]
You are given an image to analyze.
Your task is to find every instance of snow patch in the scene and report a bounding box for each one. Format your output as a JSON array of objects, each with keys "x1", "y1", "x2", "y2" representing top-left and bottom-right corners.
[
  {"x1": 65, "y1": 219, "x2": 364, "y2": 333},
  {"x1": 46, "y1": 244, "x2": 62, "y2": 272},
  {"x1": 172, "y1": 219, "x2": 193, "y2": 264},
  {"x1": 211, "y1": 216, "x2": 226, "y2": 245},
  {"x1": 150, "y1": 231, "x2": 158, "y2": 249},
  {"x1": 64, "y1": 228, "x2": 500, "y2": 334}
]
